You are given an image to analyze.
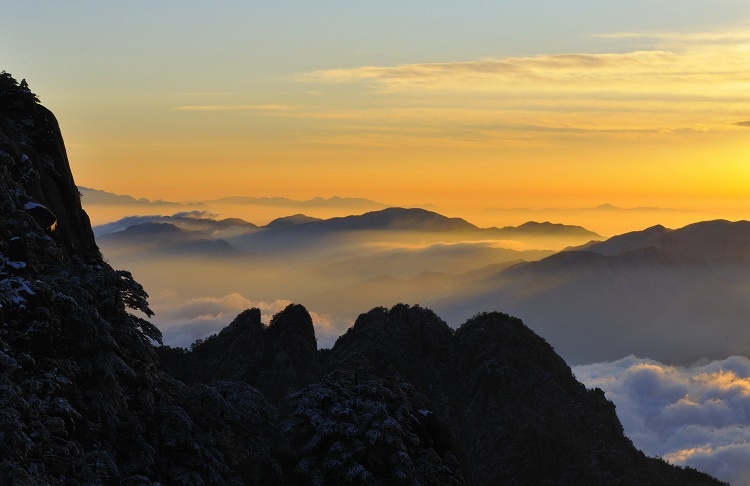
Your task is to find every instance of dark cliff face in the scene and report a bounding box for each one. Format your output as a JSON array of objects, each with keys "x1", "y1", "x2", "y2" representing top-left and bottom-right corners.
[
  {"x1": 0, "y1": 73, "x2": 727, "y2": 485},
  {"x1": 0, "y1": 73, "x2": 98, "y2": 262},
  {"x1": 0, "y1": 74, "x2": 281, "y2": 485}
]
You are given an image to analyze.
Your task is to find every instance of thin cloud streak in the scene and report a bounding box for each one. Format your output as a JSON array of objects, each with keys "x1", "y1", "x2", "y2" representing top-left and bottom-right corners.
[
  {"x1": 592, "y1": 29, "x2": 750, "y2": 43},
  {"x1": 166, "y1": 32, "x2": 750, "y2": 149},
  {"x1": 293, "y1": 36, "x2": 750, "y2": 143},
  {"x1": 174, "y1": 104, "x2": 296, "y2": 112},
  {"x1": 301, "y1": 49, "x2": 749, "y2": 92}
]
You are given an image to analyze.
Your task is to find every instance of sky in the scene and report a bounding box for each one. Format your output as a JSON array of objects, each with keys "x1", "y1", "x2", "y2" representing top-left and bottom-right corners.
[
  {"x1": 3, "y1": 0, "x2": 750, "y2": 231},
  {"x1": 5, "y1": 2, "x2": 750, "y2": 482}
]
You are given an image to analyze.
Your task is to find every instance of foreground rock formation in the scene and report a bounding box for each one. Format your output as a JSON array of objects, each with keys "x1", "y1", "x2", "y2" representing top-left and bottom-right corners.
[{"x1": 0, "y1": 72, "x2": 727, "y2": 484}]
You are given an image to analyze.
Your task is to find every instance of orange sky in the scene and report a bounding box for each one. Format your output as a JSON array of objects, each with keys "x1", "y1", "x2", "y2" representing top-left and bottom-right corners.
[{"x1": 5, "y1": 2, "x2": 750, "y2": 233}]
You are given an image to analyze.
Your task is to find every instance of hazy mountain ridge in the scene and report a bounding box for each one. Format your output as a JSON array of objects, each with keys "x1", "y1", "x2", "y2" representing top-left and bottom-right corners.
[
  {"x1": 90, "y1": 193, "x2": 750, "y2": 367},
  {"x1": 245, "y1": 207, "x2": 600, "y2": 238},
  {"x1": 79, "y1": 186, "x2": 206, "y2": 208},
  {"x1": 589, "y1": 220, "x2": 750, "y2": 263},
  {"x1": 92, "y1": 209, "x2": 593, "y2": 339},
  {"x1": 436, "y1": 219, "x2": 750, "y2": 364},
  {"x1": 0, "y1": 72, "x2": 726, "y2": 484},
  {"x1": 80, "y1": 186, "x2": 388, "y2": 211},
  {"x1": 97, "y1": 222, "x2": 241, "y2": 257},
  {"x1": 93, "y1": 211, "x2": 258, "y2": 238},
  {"x1": 207, "y1": 194, "x2": 387, "y2": 209},
  {"x1": 264, "y1": 213, "x2": 323, "y2": 229},
  {"x1": 96, "y1": 207, "x2": 600, "y2": 254},
  {"x1": 79, "y1": 186, "x2": 390, "y2": 227}
]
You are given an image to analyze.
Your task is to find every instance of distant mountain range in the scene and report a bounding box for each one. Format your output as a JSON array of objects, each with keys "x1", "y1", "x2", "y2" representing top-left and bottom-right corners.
[
  {"x1": 206, "y1": 194, "x2": 388, "y2": 209},
  {"x1": 246, "y1": 207, "x2": 598, "y2": 237},
  {"x1": 79, "y1": 186, "x2": 207, "y2": 208},
  {"x1": 93, "y1": 204, "x2": 750, "y2": 365},
  {"x1": 93, "y1": 212, "x2": 258, "y2": 238},
  {"x1": 95, "y1": 207, "x2": 600, "y2": 255},
  {"x1": 224, "y1": 207, "x2": 601, "y2": 255},
  {"x1": 435, "y1": 219, "x2": 750, "y2": 364},
  {"x1": 79, "y1": 186, "x2": 388, "y2": 211},
  {"x1": 579, "y1": 220, "x2": 750, "y2": 262},
  {"x1": 97, "y1": 222, "x2": 241, "y2": 257}
]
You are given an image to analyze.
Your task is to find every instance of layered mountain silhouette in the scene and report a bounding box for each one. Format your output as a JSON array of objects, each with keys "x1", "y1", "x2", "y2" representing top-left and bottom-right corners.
[
  {"x1": 80, "y1": 186, "x2": 390, "y2": 227},
  {"x1": 437, "y1": 219, "x2": 750, "y2": 364},
  {"x1": 96, "y1": 207, "x2": 599, "y2": 257},
  {"x1": 0, "y1": 72, "x2": 727, "y2": 484},
  {"x1": 93, "y1": 212, "x2": 258, "y2": 238},
  {"x1": 235, "y1": 207, "x2": 599, "y2": 238},
  {"x1": 79, "y1": 186, "x2": 207, "y2": 209},
  {"x1": 581, "y1": 220, "x2": 750, "y2": 263},
  {"x1": 207, "y1": 194, "x2": 387, "y2": 210},
  {"x1": 97, "y1": 222, "x2": 240, "y2": 257}
]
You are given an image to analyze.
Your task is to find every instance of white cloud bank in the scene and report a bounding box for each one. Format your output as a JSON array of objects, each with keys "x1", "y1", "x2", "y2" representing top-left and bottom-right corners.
[
  {"x1": 150, "y1": 291, "x2": 349, "y2": 349},
  {"x1": 574, "y1": 355, "x2": 750, "y2": 485}
]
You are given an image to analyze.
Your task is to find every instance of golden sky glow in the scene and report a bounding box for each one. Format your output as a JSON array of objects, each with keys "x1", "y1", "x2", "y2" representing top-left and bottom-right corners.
[{"x1": 4, "y1": 2, "x2": 750, "y2": 234}]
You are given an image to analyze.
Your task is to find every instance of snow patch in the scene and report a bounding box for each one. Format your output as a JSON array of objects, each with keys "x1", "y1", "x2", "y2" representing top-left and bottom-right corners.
[
  {"x1": 23, "y1": 201, "x2": 46, "y2": 211},
  {"x1": 0, "y1": 276, "x2": 37, "y2": 310}
]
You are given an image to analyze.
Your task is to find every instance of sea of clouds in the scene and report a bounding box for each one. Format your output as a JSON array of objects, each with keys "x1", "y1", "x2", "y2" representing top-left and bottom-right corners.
[
  {"x1": 574, "y1": 356, "x2": 750, "y2": 485},
  {"x1": 145, "y1": 288, "x2": 750, "y2": 485}
]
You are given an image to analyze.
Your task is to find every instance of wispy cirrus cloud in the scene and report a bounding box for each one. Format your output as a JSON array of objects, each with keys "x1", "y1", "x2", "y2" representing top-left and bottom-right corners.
[
  {"x1": 178, "y1": 92, "x2": 233, "y2": 97},
  {"x1": 302, "y1": 50, "x2": 684, "y2": 88},
  {"x1": 592, "y1": 29, "x2": 750, "y2": 43},
  {"x1": 300, "y1": 47, "x2": 750, "y2": 95},
  {"x1": 174, "y1": 104, "x2": 296, "y2": 112},
  {"x1": 293, "y1": 34, "x2": 750, "y2": 142},
  {"x1": 172, "y1": 30, "x2": 750, "y2": 148}
]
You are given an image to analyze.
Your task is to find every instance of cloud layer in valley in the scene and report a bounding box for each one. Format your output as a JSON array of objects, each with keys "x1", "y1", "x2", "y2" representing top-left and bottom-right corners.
[
  {"x1": 149, "y1": 291, "x2": 345, "y2": 349},
  {"x1": 574, "y1": 356, "x2": 750, "y2": 485}
]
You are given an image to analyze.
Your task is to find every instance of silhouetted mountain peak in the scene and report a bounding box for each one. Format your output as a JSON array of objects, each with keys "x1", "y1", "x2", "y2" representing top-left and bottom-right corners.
[
  {"x1": 577, "y1": 219, "x2": 750, "y2": 264},
  {"x1": 577, "y1": 223, "x2": 671, "y2": 255},
  {"x1": 511, "y1": 220, "x2": 596, "y2": 235},
  {"x1": 301, "y1": 207, "x2": 479, "y2": 233},
  {"x1": 264, "y1": 213, "x2": 323, "y2": 229},
  {"x1": 329, "y1": 305, "x2": 456, "y2": 387},
  {"x1": 108, "y1": 221, "x2": 184, "y2": 238}
]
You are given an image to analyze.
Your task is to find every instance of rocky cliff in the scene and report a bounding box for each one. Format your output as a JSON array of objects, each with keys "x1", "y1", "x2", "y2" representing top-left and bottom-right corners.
[
  {"x1": 163, "y1": 304, "x2": 727, "y2": 485},
  {"x1": 0, "y1": 73, "x2": 727, "y2": 485}
]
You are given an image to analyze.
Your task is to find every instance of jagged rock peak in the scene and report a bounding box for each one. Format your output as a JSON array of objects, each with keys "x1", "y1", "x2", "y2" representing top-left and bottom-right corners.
[
  {"x1": 226, "y1": 307, "x2": 263, "y2": 333},
  {"x1": 328, "y1": 304, "x2": 455, "y2": 385},
  {"x1": 158, "y1": 303, "x2": 322, "y2": 404},
  {"x1": 456, "y1": 311, "x2": 582, "y2": 393},
  {"x1": 266, "y1": 302, "x2": 316, "y2": 345}
]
